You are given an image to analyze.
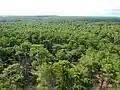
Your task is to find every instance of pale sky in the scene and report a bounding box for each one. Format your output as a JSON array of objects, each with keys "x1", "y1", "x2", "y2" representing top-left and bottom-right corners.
[{"x1": 0, "y1": 0, "x2": 120, "y2": 16}]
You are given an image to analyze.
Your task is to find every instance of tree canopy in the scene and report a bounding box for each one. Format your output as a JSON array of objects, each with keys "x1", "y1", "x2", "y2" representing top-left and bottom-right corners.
[{"x1": 0, "y1": 18, "x2": 120, "y2": 90}]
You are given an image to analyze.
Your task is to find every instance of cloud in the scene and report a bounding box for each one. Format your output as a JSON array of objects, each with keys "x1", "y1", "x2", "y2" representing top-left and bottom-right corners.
[
  {"x1": 103, "y1": 8, "x2": 120, "y2": 16},
  {"x1": 107, "y1": 9, "x2": 120, "y2": 15}
]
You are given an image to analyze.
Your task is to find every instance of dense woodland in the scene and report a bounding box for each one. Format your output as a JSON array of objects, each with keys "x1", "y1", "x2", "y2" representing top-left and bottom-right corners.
[{"x1": 0, "y1": 17, "x2": 120, "y2": 90}]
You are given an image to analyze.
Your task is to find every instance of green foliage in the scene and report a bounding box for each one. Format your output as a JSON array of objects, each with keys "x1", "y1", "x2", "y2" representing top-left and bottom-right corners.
[
  {"x1": 0, "y1": 18, "x2": 120, "y2": 89},
  {"x1": 0, "y1": 63, "x2": 23, "y2": 89}
]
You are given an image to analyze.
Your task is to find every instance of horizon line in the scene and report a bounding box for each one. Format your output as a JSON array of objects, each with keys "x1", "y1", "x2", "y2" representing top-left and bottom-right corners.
[{"x1": 0, "y1": 15, "x2": 120, "y2": 17}]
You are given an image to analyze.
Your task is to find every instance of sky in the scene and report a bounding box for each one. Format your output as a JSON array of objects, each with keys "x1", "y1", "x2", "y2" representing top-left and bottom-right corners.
[{"x1": 0, "y1": 0, "x2": 120, "y2": 16}]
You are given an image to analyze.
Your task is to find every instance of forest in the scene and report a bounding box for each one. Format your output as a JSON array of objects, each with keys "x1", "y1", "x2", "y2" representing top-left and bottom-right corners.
[{"x1": 0, "y1": 17, "x2": 120, "y2": 90}]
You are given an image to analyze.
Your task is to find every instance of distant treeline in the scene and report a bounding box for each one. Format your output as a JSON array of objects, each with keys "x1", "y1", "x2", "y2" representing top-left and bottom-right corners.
[
  {"x1": 0, "y1": 16, "x2": 120, "y2": 22},
  {"x1": 0, "y1": 20, "x2": 17, "y2": 22}
]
